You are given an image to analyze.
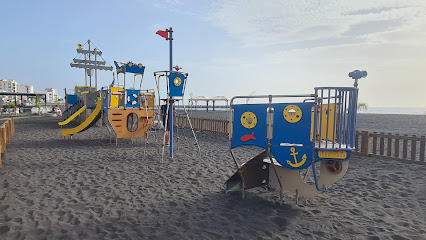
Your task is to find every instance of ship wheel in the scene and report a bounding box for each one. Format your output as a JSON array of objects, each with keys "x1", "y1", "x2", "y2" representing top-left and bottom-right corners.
[{"x1": 325, "y1": 160, "x2": 343, "y2": 174}]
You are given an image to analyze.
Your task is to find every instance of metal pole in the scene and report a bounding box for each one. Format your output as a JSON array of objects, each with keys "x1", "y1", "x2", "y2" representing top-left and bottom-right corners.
[
  {"x1": 95, "y1": 48, "x2": 97, "y2": 90},
  {"x1": 88, "y1": 40, "x2": 92, "y2": 88},
  {"x1": 169, "y1": 27, "x2": 174, "y2": 158},
  {"x1": 84, "y1": 53, "x2": 87, "y2": 86}
]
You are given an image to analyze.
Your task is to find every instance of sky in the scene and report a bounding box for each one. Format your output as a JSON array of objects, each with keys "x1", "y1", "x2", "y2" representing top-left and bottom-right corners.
[{"x1": 0, "y1": 0, "x2": 425, "y2": 108}]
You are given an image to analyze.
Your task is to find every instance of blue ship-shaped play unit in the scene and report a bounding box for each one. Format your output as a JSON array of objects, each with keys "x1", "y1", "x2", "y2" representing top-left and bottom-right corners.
[{"x1": 225, "y1": 70, "x2": 367, "y2": 203}]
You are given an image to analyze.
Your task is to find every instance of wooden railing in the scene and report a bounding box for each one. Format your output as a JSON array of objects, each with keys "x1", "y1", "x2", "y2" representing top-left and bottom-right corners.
[
  {"x1": 355, "y1": 131, "x2": 426, "y2": 165},
  {"x1": 175, "y1": 116, "x2": 228, "y2": 136},
  {"x1": 0, "y1": 118, "x2": 15, "y2": 168}
]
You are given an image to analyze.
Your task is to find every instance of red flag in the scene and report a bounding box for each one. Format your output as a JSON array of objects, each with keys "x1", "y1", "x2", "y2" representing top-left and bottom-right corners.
[{"x1": 156, "y1": 30, "x2": 168, "y2": 39}]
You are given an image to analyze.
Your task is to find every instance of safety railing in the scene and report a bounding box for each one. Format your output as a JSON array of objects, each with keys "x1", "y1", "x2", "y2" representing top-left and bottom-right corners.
[
  {"x1": 354, "y1": 131, "x2": 426, "y2": 165},
  {"x1": 63, "y1": 100, "x2": 84, "y2": 119},
  {"x1": 0, "y1": 118, "x2": 15, "y2": 168},
  {"x1": 313, "y1": 87, "x2": 358, "y2": 150}
]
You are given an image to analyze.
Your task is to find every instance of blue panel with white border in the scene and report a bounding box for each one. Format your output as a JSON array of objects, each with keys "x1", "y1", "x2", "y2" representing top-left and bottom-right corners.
[
  {"x1": 168, "y1": 72, "x2": 186, "y2": 97},
  {"x1": 126, "y1": 89, "x2": 140, "y2": 108},
  {"x1": 231, "y1": 104, "x2": 268, "y2": 150},
  {"x1": 270, "y1": 102, "x2": 314, "y2": 170}
]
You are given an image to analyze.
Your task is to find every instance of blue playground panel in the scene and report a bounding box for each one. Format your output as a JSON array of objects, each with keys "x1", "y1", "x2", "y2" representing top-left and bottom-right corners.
[
  {"x1": 102, "y1": 89, "x2": 109, "y2": 112},
  {"x1": 114, "y1": 61, "x2": 145, "y2": 75},
  {"x1": 125, "y1": 89, "x2": 140, "y2": 108},
  {"x1": 231, "y1": 102, "x2": 315, "y2": 170},
  {"x1": 168, "y1": 72, "x2": 186, "y2": 97},
  {"x1": 270, "y1": 102, "x2": 314, "y2": 170},
  {"x1": 67, "y1": 94, "x2": 78, "y2": 105},
  {"x1": 231, "y1": 104, "x2": 268, "y2": 150}
]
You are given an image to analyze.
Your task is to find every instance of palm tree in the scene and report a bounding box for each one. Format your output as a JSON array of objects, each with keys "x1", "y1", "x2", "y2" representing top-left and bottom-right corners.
[{"x1": 35, "y1": 95, "x2": 42, "y2": 114}]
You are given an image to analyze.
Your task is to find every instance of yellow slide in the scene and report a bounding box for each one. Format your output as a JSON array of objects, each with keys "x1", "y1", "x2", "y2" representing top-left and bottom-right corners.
[
  {"x1": 58, "y1": 105, "x2": 87, "y2": 126},
  {"x1": 61, "y1": 101, "x2": 102, "y2": 137}
]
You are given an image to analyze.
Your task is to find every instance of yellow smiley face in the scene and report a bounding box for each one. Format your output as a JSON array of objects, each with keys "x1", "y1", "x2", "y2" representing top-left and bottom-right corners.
[{"x1": 173, "y1": 77, "x2": 182, "y2": 87}]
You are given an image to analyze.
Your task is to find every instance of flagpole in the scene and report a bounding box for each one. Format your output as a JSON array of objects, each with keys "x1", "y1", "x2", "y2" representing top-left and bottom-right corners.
[{"x1": 168, "y1": 27, "x2": 174, "y2": 158}]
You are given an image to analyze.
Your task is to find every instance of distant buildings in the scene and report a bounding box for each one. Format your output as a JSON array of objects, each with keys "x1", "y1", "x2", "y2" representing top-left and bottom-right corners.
[
  {"x1": 43, "y1": 88, "x2": 58, "y2": 103},
  {"x1": 0, "y1": 78, "x2": 60, "y2": 105}
]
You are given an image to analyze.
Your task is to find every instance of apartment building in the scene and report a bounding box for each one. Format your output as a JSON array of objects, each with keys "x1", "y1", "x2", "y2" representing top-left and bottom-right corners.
[
  {"x1": 44, "y1": 88, "x2": 58, "y2": 103},
  {"x1": 17, "y1": 84, "x2": 34, "y2": 93},
  {"x1": 0, "y1": 79, "x2": 18, "y2": 93}
]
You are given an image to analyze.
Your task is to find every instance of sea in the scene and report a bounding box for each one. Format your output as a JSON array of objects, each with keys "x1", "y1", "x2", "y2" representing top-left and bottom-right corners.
[{"x1": 361, "y1": 107, "x2": 426, "y2": 115}]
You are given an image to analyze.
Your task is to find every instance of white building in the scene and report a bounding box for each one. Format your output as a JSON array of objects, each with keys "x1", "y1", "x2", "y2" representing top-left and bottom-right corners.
[
  {"x1": 44, "y1": 88, "x2": 58, "y2": 103},
  {"x1": 0, "y1": 79, "x2": 18, "y2": 93},
  {"x1": 17, "y1": 84, "x2": 34, "y2": 93}
]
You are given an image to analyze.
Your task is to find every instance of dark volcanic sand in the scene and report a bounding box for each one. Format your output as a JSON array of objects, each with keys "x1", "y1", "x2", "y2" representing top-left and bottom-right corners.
[{"x1": 0, "y1": 116, "x2": 424, "y2": 239}]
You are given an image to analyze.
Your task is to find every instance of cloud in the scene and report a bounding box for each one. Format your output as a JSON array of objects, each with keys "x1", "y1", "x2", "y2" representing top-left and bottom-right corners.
[{"x1": 207, "y1": 0, "x2": 426, "y2": 48}]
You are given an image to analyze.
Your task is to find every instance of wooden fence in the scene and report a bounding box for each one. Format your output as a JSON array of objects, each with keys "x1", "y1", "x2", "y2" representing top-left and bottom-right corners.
[
  {"x1": 175, "y1": 116, "x2": 425, "y2": 165},
  {"x1": 175, "y1": 116, "x2": 229, "y2": 136},
  {"x1": 355, "y1": 131, "x2": 426, "y2": 165},
  {"x1": 0, "y1": 118, "x2": 15, "y2": 168}
]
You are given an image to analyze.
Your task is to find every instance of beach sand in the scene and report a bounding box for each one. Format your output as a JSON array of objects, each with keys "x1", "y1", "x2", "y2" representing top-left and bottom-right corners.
[{"x1": 0, "y1": 115, "x2": 425, "y2": 239}]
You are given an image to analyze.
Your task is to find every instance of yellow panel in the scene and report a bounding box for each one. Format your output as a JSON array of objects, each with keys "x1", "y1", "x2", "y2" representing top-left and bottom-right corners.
[
  {"x1": 318, "y1": 150, "x2": 347, "y2": 159},
  {"x1": 110, "y1": 87, "x2": 124, "y2": 108},
  {"x1": 140, "y1": 91, "x2": 155, "y2": 108},
  {"x1": 311, "y1": 104, "x2": 337, "y2": 141}
]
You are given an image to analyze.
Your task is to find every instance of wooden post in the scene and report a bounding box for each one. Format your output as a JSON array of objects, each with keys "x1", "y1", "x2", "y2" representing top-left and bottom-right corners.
[
  {"x1": 1, "y1": 127, "x2": 6, "y2": 154},
  {"x1": 387, "y1": 133, "x2": 392, "y2": 157},
  {"x1": 361, "y1": 131, "x2": 370, "y2": 156},
  {"x1": 5, "y1": 122, "x2": 10, "y2": 144},
  {"x1": 379, "y1": 133, "x2": 385, "y2": 156},
  {"x1": 201, "y1": 119, "x2": 204, "y2": 132},
  {"x1": 420, "y1": 136, "x2": 425, "y2": 163},
  {"x1": 395, "y1": 134, "x2": 400, "y2": 158},
  {"x1": 411, "y1": 135, "x2": 417, "y2": 161},
  {"x1": 403, "y1": 135, "x2": 408, "y2": 160},
  {"x1": 372, "y1": 132, "x2": 377, "y2": 155}
]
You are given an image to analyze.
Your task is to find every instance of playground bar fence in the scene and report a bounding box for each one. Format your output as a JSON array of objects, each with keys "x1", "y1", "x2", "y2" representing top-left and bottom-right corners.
[
  {"x1": 0, "y1": 117, "x2": 15, "y2": 168},
  {"x1": 174, "y1": 115, "x2": 426, "y2": 165}
]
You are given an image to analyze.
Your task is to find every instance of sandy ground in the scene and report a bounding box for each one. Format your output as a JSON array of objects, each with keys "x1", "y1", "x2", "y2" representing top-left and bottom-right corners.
[{"x1": 0, "y1": 115, "x2": 425, "y2": 239}]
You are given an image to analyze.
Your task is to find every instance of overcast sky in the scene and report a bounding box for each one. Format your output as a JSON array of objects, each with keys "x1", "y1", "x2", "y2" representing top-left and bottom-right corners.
[{"x1": 0, "y1": 0, "x2": 425, "y2": 107}]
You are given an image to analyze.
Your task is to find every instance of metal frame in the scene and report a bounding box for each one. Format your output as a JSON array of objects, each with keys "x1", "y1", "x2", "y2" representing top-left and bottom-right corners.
[{"x1": 154, "y1": 71, "x2": 200, "y2": 162}]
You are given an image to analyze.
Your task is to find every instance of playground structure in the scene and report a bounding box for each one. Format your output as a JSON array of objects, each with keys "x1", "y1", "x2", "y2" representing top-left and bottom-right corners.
[
  {"x1": 150, "y1": 27, "x2": 200, "y2": 160},
  {"x1": 225, "y1": 70, "x2": 367, "y2": 203},
  {"x1": 101, "y1": 61, "x2": 155, "y2": 143},
  {"x1": 153, "y1": 70, "x2": 200, "y2": 161},
  {"x1": 60, "y1": 40, "x2": 113, "y2": 137}
]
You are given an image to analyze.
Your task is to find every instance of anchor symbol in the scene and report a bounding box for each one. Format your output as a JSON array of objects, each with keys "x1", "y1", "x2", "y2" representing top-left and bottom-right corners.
[{"x1": 286, "y1": 147, "x2": 307, "y2": 168}]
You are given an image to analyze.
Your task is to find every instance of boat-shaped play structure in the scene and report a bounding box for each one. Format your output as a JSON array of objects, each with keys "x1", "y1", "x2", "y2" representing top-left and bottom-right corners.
[
  {"x1": 101, "y1": 61, "x2": 155, "y2": 143},
  {"x1": 225, "y1": 70, "x2": 367, "y2": 203},
  {"x1": 60, "y1": 40, "x2": 155, "y2": 142}
]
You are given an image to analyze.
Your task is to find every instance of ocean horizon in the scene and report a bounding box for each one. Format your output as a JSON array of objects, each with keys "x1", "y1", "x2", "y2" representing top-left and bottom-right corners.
[{"x1": 361, "y1": 107, "x2": 426, "y2": 115}]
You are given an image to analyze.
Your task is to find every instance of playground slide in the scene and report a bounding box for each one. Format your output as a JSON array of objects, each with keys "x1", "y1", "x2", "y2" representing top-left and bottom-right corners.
[
  {"x1": 61, "y1": 100, "x2": 102, "y2": 137},
  {"x1": 58, "y1": 105, "x2": 87, "y2": 126}
]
